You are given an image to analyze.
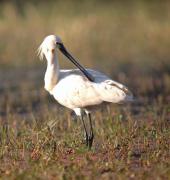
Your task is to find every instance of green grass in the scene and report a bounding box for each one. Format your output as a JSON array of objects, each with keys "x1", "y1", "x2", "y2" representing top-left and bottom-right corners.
[{"x1": 0, "y1": 1, "x2": 170, "y2": 179}]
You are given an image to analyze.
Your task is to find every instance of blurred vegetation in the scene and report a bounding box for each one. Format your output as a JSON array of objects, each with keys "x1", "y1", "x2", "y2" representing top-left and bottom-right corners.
[
  {"x1": 0, "y1": 0, "x2": 170, "y2": 71},
  {"x1": 0, "y1": 0, "x2": 170, "y2": 98},
  {"x1": 0, "y1": 1, "x2": 169, "y2": 179}
]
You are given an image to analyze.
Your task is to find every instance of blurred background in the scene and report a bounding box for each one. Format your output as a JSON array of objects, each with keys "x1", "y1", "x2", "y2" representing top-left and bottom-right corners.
[
  {"x1": 0, "y1": 2, "x2": 169, "y2": 178},
  {"x1": 0, "y1": 0, "x2": 170, "y2": 116}
]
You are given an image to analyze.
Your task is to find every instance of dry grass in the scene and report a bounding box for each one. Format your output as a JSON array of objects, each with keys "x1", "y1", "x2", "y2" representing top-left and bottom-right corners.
[{"x1": 0, "y1": 1, "x2": 170, "y2": 179}]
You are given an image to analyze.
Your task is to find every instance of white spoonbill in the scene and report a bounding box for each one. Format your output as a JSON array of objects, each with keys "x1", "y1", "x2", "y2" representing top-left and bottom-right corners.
[{"x1": 38, "y1": 35, "x2": 133, "y2": 149}]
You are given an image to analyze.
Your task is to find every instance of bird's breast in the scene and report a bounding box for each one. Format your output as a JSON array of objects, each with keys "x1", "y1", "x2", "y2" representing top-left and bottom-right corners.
[{"x1": 50, "y1": 74, "x2": 102, "y2": 109}]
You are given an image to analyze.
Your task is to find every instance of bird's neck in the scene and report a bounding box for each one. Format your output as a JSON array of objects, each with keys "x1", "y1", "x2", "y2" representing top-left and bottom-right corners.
[{"x1": 44, "y1": 53, "x2": 59, "y2": 93}]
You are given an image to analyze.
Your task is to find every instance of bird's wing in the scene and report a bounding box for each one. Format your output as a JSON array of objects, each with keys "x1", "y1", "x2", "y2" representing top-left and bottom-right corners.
[{"x1": 86, "y1": 69, "x2": 133, "y2": 103}]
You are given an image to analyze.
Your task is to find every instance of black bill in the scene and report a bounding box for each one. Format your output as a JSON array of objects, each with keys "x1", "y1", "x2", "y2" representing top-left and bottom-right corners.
[{"x1": 57, "y1": 43, "x2": 94, "y2": 82}]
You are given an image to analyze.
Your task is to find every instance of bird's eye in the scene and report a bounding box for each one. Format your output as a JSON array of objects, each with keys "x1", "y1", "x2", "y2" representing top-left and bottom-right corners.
[{"x1": 56, "y1": 42, "x2": 62, "y2": 48}]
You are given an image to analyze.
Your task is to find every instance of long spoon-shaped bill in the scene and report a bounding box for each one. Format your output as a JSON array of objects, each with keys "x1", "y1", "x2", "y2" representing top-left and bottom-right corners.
[{"x1": 57, "y1": 43, "x2": 94, "y2": 82}]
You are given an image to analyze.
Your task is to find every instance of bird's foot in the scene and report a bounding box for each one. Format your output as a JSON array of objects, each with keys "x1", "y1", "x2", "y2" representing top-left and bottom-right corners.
[
  {"x1": 84, "y1": 133, "x2": 94, "y2": 150},
  {"x1": 88, "y1": 133, "x2": 94, "y2": 150}
]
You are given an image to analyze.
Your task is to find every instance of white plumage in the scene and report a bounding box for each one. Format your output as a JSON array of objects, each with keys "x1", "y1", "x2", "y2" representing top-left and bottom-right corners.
[
  {"x1": 38, "y1": 35, "x2": 133, "y2": 149},
  {"x1": 51, "y1": 69, "x2": 132, "y2": 110}
]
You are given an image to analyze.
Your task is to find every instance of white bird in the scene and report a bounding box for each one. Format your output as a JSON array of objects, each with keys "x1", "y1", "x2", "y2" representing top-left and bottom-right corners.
[{"x1": 38, "y1": 35, "x2": 133, "y2": 149}]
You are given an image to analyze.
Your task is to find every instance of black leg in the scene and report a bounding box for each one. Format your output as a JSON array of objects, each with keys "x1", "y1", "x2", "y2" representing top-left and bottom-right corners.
[
  {"x1": 87, "y1": 113, "x2": 94, "y2": 149},
  {"x1": 80, "y1": 114, "x2": 88, "y2": 146}
]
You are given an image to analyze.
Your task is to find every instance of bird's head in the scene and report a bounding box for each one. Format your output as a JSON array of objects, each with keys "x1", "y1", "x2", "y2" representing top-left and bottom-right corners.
[
  {"x1": 37, "y1": 35, "x2": 63, "y2": 61},
  {"x1": 38, "y1": 35, "x2": 94, "y2": 82}
]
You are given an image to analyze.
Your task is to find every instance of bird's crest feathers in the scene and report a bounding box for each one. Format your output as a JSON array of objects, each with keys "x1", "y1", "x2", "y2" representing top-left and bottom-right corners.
[{"x1": 37, "y1": 42, "x2": 44, "y2": 61}]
